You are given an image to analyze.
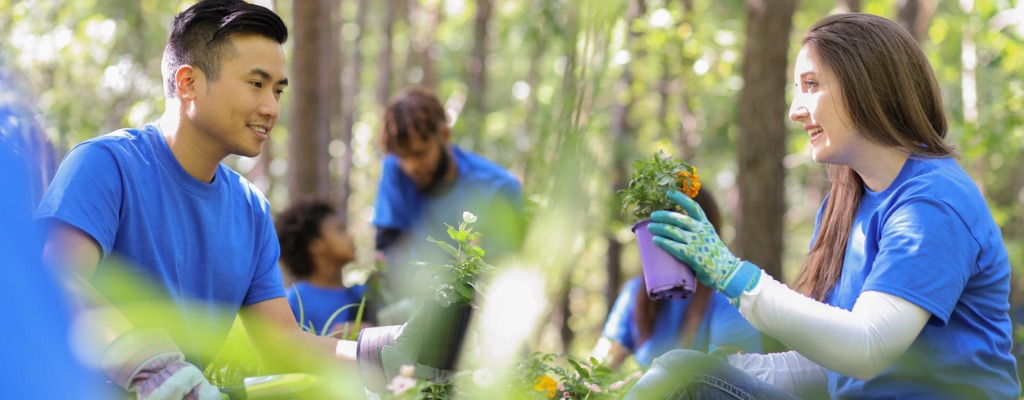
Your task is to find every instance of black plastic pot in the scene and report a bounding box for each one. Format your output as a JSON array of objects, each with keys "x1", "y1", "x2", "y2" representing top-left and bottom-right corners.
[{"x1": 416, "y1": 301, "x2": 472, "y2": 370}]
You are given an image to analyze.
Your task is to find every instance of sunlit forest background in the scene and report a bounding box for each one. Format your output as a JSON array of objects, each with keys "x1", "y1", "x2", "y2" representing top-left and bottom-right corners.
[{"x1": 3, "y1": 0, "x2": 1023, "y2": 370}]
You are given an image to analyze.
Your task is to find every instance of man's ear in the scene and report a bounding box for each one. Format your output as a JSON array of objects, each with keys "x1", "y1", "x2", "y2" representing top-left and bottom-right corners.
[{"x1": 174, "y1": 65, "x2": 198, "y2": 100}]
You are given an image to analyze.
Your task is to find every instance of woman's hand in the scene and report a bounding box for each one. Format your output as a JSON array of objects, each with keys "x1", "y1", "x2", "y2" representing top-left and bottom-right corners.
[{"x1": 647, "y1": 190, "x2": 761, "y2": 300}]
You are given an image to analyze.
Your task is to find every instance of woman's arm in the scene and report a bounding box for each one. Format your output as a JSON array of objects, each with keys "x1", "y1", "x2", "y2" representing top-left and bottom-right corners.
[
  {"x1": 726, "y1": 350, "x2": 828, "y2": 397},
  {"x1": 738, "y1": 273, "x2": 930, "y2": 380},
  {"x1": 590, "y1": 337, "x2": 631, "y2": 370}
]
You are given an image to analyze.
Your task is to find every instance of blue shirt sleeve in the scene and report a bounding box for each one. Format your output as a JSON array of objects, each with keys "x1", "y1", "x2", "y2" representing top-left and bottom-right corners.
[
  {"x1": 602, "y1": 277, "x2": 641, "y2": 351},
  {"x1": 243, "y1": 199, "x2": 286, "y2": 306},
  {"x1": 864, "y1": 197, "x2": 975, "y2": 325},
  {"x1": 373, "y1": 155, "x2": 415, "y2": 230},
  {"x1": 34, "y1": 141, "x2": 122, "y2": 257}
]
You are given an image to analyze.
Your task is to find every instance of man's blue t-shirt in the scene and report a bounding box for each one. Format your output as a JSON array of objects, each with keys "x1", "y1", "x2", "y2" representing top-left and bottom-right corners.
[
  {"x1": 287, "y1": 281, "x2": 367, "y2": 334},
  {"x1": 373, "y1": 145, "x2": 523, "y2": 294},
  {"x1": 35, "y1": 124, "x2": 285, "y2": 368},
  {"x1": 602, "y1": 277, "x2": 762, "y2": 368},
  {"x1": 818, "y1": 157, "x2": 1018, "y2": 399}
]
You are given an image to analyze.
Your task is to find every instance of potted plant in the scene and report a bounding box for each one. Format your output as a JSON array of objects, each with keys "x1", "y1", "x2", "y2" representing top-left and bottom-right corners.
[
  {"x1": 414, "y1": 211, "x2": 493, "y2": 370},
  {"x1": 618, "y1": 150, "x2": 701, "y2": 300}
]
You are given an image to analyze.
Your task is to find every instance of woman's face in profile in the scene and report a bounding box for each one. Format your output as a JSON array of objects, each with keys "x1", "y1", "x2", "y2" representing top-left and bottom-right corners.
[{"x1": 787, "y1": 46, "x2": 863, "y2": 166}]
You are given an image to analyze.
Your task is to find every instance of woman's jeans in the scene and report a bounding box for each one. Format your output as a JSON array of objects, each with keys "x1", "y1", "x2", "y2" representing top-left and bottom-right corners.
[{"x1": 625, "y1": 350, "x2": 800, "y2": 400}]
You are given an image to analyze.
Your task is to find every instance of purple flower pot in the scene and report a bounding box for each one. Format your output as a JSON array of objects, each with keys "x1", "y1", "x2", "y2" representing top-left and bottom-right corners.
[{"x1": 633, "y1": 219, "x2": 696, "y2": 300}]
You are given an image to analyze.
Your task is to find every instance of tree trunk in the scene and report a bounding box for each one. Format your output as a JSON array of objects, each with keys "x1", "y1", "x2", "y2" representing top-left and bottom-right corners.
[
  {"x1": 674, "y1": 78, "x2": 697, "y2": 161},
  {"x1": 606, "y1": 0, "x2": 646, "y2": 313},
  {"x1": 377, "y1": 0, "x2": 397, "y2": 107},
  {"x1": 290, "y1": 0, "x2": 332, "y2": 199},
  {"x1": 462, "y1": 0, "x2": 493, "y2": 137},
  {"x1": 512, "y1": 15, "x2": 551, "y2": 178},
  {"x1": 736, "y1": 0, "x2": 795, "y2": 281},
  {"x1": 337, "y1": 0, "x2": 369, "y2": 218},
  {"x1": 555, "y1": 270, "x2": 575, "y2": 352},
  {"x1": 657, "y1": 52, "x2": 670, "y2": 149},
  {"x1": 405, "y1": 0, "x2": 442, "y2": 89},
  {"x1": 896, "y1": 0, "x2": 937, "y2": 43},
  {"x1": 322, "y1": 0, "x2": 341, "y2": 202},
  {"x1": 674, "y1": 0, "x2": 696, "y2": 160}
]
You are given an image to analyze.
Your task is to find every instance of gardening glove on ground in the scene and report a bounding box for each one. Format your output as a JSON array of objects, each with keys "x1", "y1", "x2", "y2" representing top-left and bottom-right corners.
[
  {"x1": 101, "y1": 329, "x2": 224, "y2": 400},
  {"x1": 648, "y1": 190, "x2": 761, "y2": 302}
]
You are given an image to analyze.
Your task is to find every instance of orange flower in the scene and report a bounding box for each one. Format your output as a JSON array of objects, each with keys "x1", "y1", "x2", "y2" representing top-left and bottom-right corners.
[
  {"x1": 677, "y1": 167, "x2": 701, "y2": 198},
  {"x1": 533, "y1": 375, "x2": 558, "y2": 398}
]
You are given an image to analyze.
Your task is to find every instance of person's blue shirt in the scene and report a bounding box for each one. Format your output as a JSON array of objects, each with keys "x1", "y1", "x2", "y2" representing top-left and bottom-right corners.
[
  {"x1": 35, "y1": 124, "x2": 285, "y2": 369},
  {"x1": 1, "y1": 101, "x2": 106, "y2": 399},
  {"x1": 287, "y1": 281, "x2": 367, "y2": 335},
  {"x1": 373, "y1": 145, "x2": 523, "y2": 293},
  {"x1": 602, "y1": 277, "x2": 762, "y2": 368},
  {"x1": 819, "y1": 156, "x2": 1018, "y2": 399}
]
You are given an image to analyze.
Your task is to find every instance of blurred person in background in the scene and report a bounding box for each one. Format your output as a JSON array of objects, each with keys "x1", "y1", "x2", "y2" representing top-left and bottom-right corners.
[
  {"x1": 276, "y1": 197, "x2": 374, "y2": 337},
  {"x1": 371, "y1": 86, "x2": 525, "y2": 322},
  {"x1": 0, "y1": 66, "x2": 106, "y2": 399}
]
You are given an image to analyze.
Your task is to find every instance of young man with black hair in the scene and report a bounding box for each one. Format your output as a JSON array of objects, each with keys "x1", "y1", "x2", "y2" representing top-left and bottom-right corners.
[{"x1": 36, "y1": 1, "x2": 356, "y2": 397}]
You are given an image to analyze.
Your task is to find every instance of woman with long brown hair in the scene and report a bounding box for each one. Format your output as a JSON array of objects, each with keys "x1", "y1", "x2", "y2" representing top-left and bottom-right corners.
[
  {"x1": 626, "y1": 13, "x2": 1018, "y2": 399},
  {"x1": 591, "y1": 188, "x2": 761, "y2": 370}
]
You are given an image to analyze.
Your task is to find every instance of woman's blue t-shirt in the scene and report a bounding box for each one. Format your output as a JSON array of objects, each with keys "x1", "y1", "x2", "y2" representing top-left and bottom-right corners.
[
  {"x1": 602, "y1": 277, "x2": 762, "y2": 368},
  {"x1": 820, "y1": 157, "x2": 1018, "y2": 399}
]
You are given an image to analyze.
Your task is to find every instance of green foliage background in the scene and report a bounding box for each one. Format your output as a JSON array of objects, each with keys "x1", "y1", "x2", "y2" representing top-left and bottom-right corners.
[{"x1": 3, "y1": 0, "x2": 1022, "y2": 368}]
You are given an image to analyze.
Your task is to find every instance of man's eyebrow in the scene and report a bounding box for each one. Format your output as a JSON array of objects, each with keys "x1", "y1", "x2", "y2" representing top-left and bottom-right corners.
[{"x1": 250, "y1": 68, "x2": 289, "y2": 86}]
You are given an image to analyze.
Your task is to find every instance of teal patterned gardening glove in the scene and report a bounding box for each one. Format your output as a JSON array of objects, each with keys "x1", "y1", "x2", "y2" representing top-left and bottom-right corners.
[{"x1": 647, "y1": 190, "x2": 761, "y2": 300}]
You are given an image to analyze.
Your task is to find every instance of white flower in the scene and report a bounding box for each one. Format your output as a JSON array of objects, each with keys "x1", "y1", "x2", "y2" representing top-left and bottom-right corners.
[
  {"x1": 399, "y1": 364, "x2": 416, "y2": 377},
  {"x1": 472, "y1": 368, "x2": 495, "y2": 387},
  {"x1": 463, "y1": 211, "x2": 477, "y2": 224},
  {"x1": 610, "y1": 380, "x2": 625, "y2": 390},
  {"x1": 387, "y1": 375, "x2": 417, "y2": 395},
  {"x1": 586, "y1": 382, "x2": 602, "y2": 392}
]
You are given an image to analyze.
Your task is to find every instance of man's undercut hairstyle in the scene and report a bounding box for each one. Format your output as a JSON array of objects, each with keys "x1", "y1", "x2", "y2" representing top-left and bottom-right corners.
[
  {"x1": 275, "y1": 198, "x2": 335, "y2": 279},
  {"x1": 380, "y1": 86, "x2": 448, "y2": 153},
  {"x1": 162, "y1": 0, "x2": 288, "y2": 98}
]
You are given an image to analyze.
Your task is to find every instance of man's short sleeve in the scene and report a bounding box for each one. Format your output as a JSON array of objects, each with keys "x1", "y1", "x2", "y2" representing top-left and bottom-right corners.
[
  {"x1": 372, "y1": 156, "x2": 413, "y2": 230},
  {"x1": 243, "y1": 202, "x2": 286, "y2": 305},
  {"x1": 34, "y1": 142, "x2": 123, "y2": 257}
]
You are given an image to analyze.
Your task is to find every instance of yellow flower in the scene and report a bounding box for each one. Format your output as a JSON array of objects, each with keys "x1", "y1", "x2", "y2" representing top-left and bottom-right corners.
[
  {"x1": 677, "y1": 167, "x2": 701, "y2": 199},
  {"x1": 533, "y1": 375, "x2": 558, "y2": 398}
]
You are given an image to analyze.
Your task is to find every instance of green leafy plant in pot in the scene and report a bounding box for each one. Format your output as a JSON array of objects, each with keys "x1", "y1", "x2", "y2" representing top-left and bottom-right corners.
[
  {"x1": 618, "y1": 150, "x2": 701, "y2": 300},
  {"x1": 414, "y1": 211, "x2": 492, "y2": 370}
]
